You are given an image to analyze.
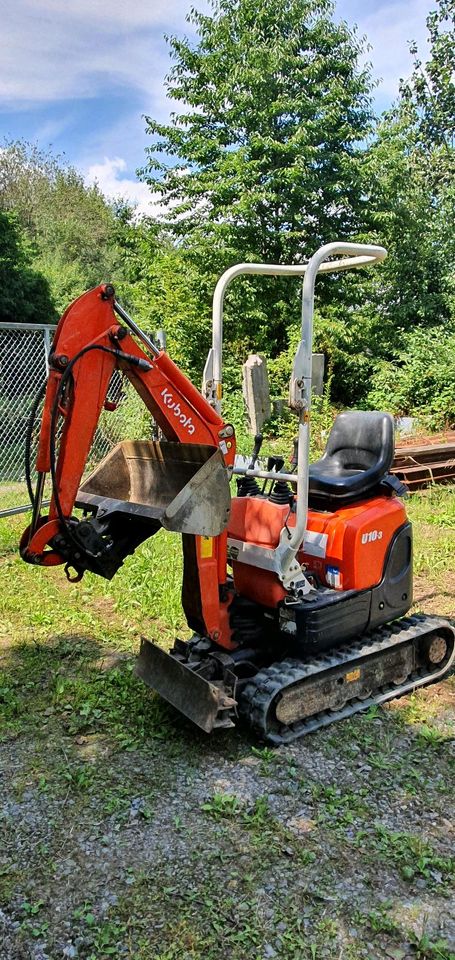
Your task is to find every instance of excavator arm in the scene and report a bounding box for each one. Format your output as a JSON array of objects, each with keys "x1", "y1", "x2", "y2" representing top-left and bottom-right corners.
[{"x1": 20, "y1": 283, "x2": 236, "y2": 646}]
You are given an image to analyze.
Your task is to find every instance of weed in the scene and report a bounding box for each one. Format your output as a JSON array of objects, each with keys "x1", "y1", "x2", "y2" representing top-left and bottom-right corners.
[
  {"x1": 21, "y1": 899, "x2": 44, "y2": 917},
  {"x1": 409, "y1": 933, "x2": 455, "y2": 960},
  {"x1": 19, "y1": 900, "x2": 50, "y2": 939},
  {"x1": 201, "y1": 792, "x2": 241, "y2": 819},
  {"x1": 87, "y1": 919, "x2": 126, "y2": 958},
  {"x1": 102, "y1": 785, "x2": 132, "y2": 817},
  {"x1": 311, "y1": 785, "x2": 369, "y2": 828},
  {"x1": 417, "y1": 724, "x2": 446, "y2": 747},
  {"x1": 251, "y1": 745, "x2": 277, "y2": 775},
  {"x1": 371, "y1": 825, "x2": 454, "y2": 886},
  {"x1": 242, "y1": 796, "x2": 271, "y2": 827},
  {"x1": 72, "y1": 901, "x2": 96, "y2": 925},
  {"x1": 60, "y1": 762, "x2": 94, "y2": 792},
  {"x1": 354, "y1": 902, "x2": 400, "y2": 937}
]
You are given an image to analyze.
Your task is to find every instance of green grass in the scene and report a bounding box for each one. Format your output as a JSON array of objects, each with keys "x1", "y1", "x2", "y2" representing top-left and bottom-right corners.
[
  {"x1": 0, "y1": 482, "x2": 453, "y2": 745},
  {"x1": 0, "y1": 505, "x2": 184, "y2": 746},
  {"x1": 407, "y1": 485, "x2": 455, "y2": 577},
  {"x1": 407, "y1": 484, "x2": 455, "y2": 529}
]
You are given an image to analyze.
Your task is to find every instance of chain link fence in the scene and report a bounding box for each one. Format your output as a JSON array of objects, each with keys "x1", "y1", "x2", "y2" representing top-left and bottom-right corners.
[{"x1": 0, "y1": 322, "x2": 144, "y2": 517}]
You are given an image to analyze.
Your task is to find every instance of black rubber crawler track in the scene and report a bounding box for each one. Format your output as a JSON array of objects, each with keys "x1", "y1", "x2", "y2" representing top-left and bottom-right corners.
[{"x1": 238, "y1": 615, "x2": 455, "y2": 744}]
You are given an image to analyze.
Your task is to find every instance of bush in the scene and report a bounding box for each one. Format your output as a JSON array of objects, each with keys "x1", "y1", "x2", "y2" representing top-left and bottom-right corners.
[{"x1": 367, "y1": 325, "x2": 455, "y2": 427}]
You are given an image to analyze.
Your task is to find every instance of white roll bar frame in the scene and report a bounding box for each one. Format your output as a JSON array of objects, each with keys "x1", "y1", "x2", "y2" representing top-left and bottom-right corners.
[
  {"x1": 203, "y1": 245, "x2": 386, "y2": 411},
  {"x1": 204, "y1": 242, "x2": 387, "y2": 597}
]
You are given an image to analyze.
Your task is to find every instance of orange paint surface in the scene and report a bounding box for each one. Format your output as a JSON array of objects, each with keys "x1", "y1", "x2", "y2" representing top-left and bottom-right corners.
[{"x1": 229, "y1": 494, "x2": 408, "y2": 608}]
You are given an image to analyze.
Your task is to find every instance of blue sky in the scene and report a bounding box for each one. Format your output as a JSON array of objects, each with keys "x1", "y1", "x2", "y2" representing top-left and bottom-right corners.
[{"x1": 0, "y1": 0, "x2": 433, "y2": 214}]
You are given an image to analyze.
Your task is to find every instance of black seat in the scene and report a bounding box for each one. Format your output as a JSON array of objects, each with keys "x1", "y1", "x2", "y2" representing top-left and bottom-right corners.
[{"x1": 308, "y1": 411, "x2": 395, "y2": 508}]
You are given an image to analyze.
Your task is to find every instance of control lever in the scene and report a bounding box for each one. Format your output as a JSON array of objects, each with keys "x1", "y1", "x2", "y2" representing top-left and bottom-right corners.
[
  {"x1": 267, "y1": 456, "x2": 284, "y2": 472},
  {"x1": 290, "y1": 437, "x2": 298, "y2": 471},
  {"x1": 237, "y1": 433, "x2": 263, "y2": 498},
  {"x1": 249, "y1": 433, "x2": 263, "y2": 470},
  {"x1": 263, "y1": 455, "x2": 285, "y2": 498}
]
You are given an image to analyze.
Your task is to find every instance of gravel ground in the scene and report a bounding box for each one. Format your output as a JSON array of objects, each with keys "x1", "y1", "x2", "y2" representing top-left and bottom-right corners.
[{"x1": 1, "y1": 661, "x2": 454, "y2": 959}]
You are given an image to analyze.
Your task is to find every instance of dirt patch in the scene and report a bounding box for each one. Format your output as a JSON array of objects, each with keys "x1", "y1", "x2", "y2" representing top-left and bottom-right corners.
[{"x1": 413, "y1": 571, "x2": 455, "y2": 619}]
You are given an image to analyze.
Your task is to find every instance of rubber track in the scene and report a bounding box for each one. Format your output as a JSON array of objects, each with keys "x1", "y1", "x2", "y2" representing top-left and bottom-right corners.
[{"x1": 238, "y1": 614, "x2": 455, "y2": 744}]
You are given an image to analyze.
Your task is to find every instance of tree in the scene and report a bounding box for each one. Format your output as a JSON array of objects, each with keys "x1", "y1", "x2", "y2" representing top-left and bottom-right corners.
[
  {"x1": 403, "y1": 0, "x2": 454, "y2": 152},
  {"x1": 0, "y1": 142, "x2": 127, "y2": 313},
  {"x1": 116, "y1": 214, "x2": 208, "y2": 374},
  {"x1": 0, "y1": 210, "x2": 55, "y2": 324},
  {"x1": 360, "y1": 0, "x2": 455, "y2": 421},
  {"x1": 363, "y1": 0, "x2": 454, "y2": 331},
  {"x1": 141, "y1": 0, "x2": 375, "y2": 356}
]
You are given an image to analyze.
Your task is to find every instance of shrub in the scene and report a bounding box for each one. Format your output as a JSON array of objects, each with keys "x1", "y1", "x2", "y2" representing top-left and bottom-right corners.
[{"x1": 367, "y1": 325, "x2": 455, "y2": 427}]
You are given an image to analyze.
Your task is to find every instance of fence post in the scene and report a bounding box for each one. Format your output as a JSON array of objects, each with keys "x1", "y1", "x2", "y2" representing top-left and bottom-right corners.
[{"x1": 43, "y1": 327, "x2": 52, "y2": 376}]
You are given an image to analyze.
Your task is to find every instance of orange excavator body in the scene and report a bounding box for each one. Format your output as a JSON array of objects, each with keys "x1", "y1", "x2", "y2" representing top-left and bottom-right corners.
[
  {"x1": 21, "y1": 284, "x2": 236, "y2": 649},
  {"x1": 19, "y1": 265, "x2": 455, "y2": 741},
  {"x1": 228, "y1": 494, "x2": 408, "y2": 609}
]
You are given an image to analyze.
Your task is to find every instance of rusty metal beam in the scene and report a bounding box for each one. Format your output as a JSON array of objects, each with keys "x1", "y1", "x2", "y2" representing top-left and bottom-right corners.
[{"x1": 391, "y1": 441, "x2": 455, "y2": 490}]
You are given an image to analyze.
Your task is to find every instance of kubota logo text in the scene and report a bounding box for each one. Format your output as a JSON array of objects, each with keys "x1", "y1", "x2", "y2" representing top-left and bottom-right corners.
[{"x1": 161, "y1": 388, "x2": 195, "y2": 435}]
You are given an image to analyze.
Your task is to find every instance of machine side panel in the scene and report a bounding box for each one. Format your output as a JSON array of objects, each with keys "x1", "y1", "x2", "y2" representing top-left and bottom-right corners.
[{"x1": 228, "y1": 495, "x2": 408, "y2": 606}]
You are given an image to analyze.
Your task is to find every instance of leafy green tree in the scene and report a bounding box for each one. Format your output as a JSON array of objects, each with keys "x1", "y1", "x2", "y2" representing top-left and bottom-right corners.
[
  {"x1": 141, "y1": 0, "x2": 375, "y2": 355},
  {"x1": 313, "y1": 0, "x2": 455, "y2": 412},
  {"x1": 0, "y1": 210, "x2": 55, "y2": 324},
  {"x1": 116, "y1": 216, "x2": 208, "y2": 374},
  {"x1": 0, "y1": 141, "x2": 126, "y2": 313},
  {"x1": 362, "y1": 111, "x2": 447, "y2": 330},
  {"x1": 367, "y1": 326, "x2": 455, "y2": 427},
  {"x1": 403, "y1": 0, "x2": 454, "y2": 152},
  {"x1": 404, "y1": 0, "x2": 455, "y2": 317},
  {"x1": 364, "y1": 0, "x2": 454, "y2": 329}
]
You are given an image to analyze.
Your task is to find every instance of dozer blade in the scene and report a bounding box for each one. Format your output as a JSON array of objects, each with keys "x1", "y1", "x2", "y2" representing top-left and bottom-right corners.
[
  {"x1": 77, "y1": 440, "x2": 231, "y2": 536},
  {"x1": 135, "y1": 638, "x2": 237, "y2": 733}
]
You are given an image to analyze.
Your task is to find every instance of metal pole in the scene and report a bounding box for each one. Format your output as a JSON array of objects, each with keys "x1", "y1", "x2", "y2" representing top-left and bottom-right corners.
[
  {"x1": 113, "y1": 302, "x2": 160, "y2": 357},
  {"x1": 0, "y1": 500, "x2": 51, "y2": 519},
  {"x1": 275, "y1": 243, "x2": 387, "y2": 591},
  {"x1": 208, "y1": 252, "x2": 386, "y2": 413},
  {"x1": 43, "y1": 327, "x2": 51, "y2": 376},
  {"x1": 232, "y1": 466, "x2": 297, "y2": 483}
]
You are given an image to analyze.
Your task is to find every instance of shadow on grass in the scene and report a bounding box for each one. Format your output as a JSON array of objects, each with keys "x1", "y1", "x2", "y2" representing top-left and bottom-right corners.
[
  {"x1": 0, "y1": 630, "x2": 247, "y2": 762},
  {"x1": 2, "y1": 623, "x2": 453, "y2": 768}
]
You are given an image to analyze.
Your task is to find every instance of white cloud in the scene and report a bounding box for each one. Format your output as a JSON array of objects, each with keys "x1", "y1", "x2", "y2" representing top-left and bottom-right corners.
[
  {"x1": 0, "y1": 0, "x2": 196, "y2": 109},
  {"x1": 1, "y1": 0, "x2": 436, "y2": 221},
  {"x1": 84, "y1": 156, "x2": 162, "y2": 217},
  {"x1": 337, "y1": 0, "x2": 431, "y2": 100},
  {"x1": 0, "y1": 0, "x2": 433, "y2": 114}
]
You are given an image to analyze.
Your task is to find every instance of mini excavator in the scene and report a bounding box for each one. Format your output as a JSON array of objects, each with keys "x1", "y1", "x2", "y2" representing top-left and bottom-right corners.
[{"x1": 20, "y1": 242, "x2": 455, "y2": 743}]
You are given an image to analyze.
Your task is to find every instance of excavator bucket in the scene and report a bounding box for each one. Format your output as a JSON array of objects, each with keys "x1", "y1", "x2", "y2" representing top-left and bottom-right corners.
[{"x1": 77, "y1": 439, "x2": 231, "y2": 536}]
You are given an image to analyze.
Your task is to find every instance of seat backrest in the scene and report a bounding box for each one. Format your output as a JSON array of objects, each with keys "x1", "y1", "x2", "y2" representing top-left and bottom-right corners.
[{"x1": 325, "y1": 411, "x2": 395, "y2": 473}]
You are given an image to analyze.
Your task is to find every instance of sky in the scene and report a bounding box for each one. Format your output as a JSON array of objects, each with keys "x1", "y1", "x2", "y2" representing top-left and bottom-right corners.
[{"x1": 0, "y1": 0, "x2": 434, "y2": 215}]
